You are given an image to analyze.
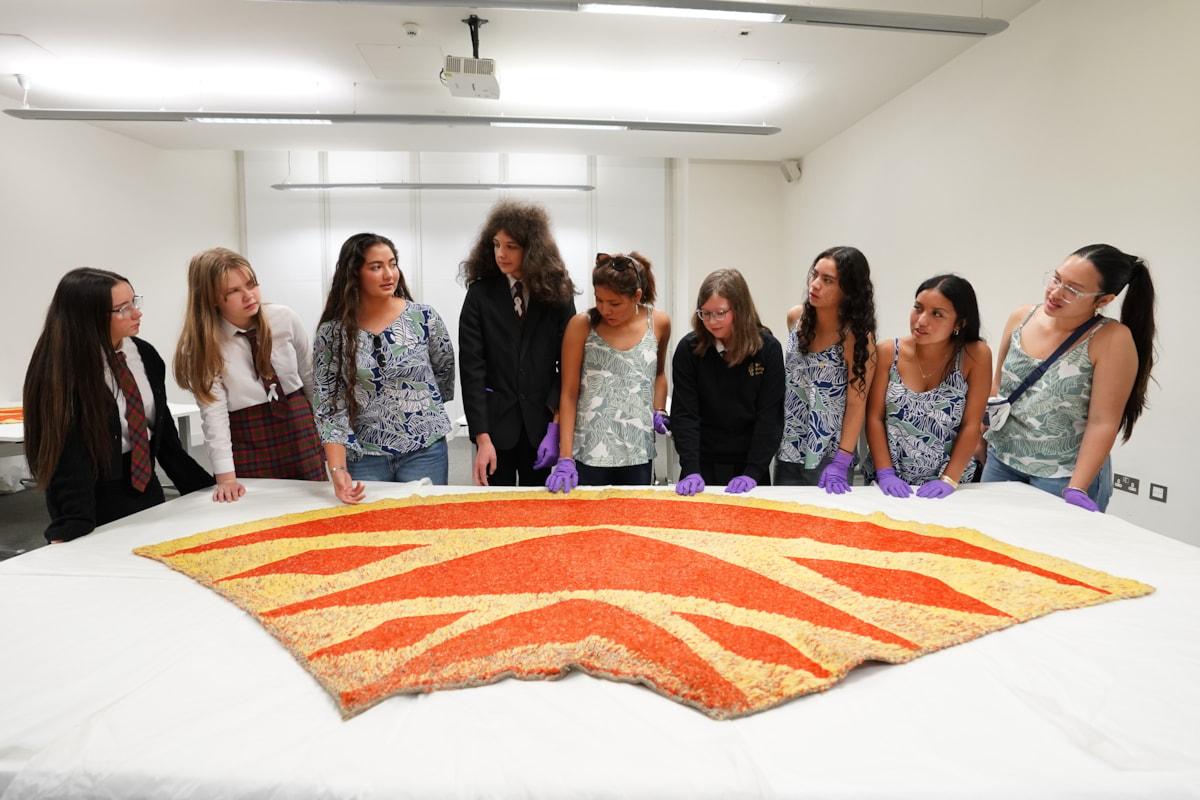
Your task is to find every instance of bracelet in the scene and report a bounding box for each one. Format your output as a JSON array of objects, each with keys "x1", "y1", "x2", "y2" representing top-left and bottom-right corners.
[
  {"x1": 654, "y1": 408, "x2": 668, "y2": 414},
  {"x1": 938, "y1": 475, "x2": 959, "y2": 489},
  {"x1": 329, "y1": 466, "x2": 347, "y2": 473},
  {"x1": 838, "y1": 446, "x2": 855, "y2": 456},
  {"x1": 1062, "y1": 486, "x2": 1086, "y2": 496}
]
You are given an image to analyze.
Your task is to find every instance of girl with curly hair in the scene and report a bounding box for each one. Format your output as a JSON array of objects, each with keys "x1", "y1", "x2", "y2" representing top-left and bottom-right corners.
[
  {"x1": 670, "y1": 268, "x2": 785, "y2": 496},
  {"x1": 313, "y1": 233, "x2": 455, "y2": 504},
  {"x1": 458, "y1": 199, "x2": 577, "y2": 487},
  {"x1": 545, "y1": 252, "x2": 672, "y2": 492},
  {"x1": 174, "y1": 247, "x2": 326, "y2": 503},
  {"x1": 774, "y1": 246, "x2": 877, "y2": 493}
]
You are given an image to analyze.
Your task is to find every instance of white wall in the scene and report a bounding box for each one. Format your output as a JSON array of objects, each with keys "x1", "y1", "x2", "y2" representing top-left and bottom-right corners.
[
  {"x1": 783, "y1": 0, "x2": 1198, "y2": 544},
  {"x1": 0, "y1": 112, "x2": 239, "y2": 404}
]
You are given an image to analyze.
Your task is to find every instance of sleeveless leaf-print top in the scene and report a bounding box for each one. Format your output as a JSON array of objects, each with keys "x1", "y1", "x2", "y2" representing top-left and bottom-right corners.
[
  {"x1": 572, "y1": 309, "x2": 658, "y2": 467},
  {"x1": 867, "y1": 341, "x2": 976, "y2": 485},
  {"x1": 985, "y1": 306, "x2": 1111, "y2": 478},
  {"x1": 777, "y1": 321, "x2": 846, "y2": 469}
]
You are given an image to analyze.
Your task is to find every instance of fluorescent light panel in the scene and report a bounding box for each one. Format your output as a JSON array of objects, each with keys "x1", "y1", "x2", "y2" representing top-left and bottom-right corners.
[
  {"x1": 2, "y1": 108, "x2": 780, "y2": 135},
  {"x1": 272, "y1": 182, "x2": 595, "y2": 191},
  {"x1": 248, "y1": 0, "x2": 1008, "y2": 37}
]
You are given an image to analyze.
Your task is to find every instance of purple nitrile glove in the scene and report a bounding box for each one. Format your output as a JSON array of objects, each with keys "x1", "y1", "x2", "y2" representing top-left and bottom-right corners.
[
  {"x1": 675, "y1": 472, "x2": 706, "y2": 496},
  {"x1": 1063, "y1": 487, "x2": 1099, "y2": 512},
  {"x1": 916, "y1": 477, "x2": 955, "y2": 499},
  {"x1": 545, "y1": 457, "x2": 579, "y2": 494},
  {"x1": 818, "y1": 450, "x2": 854, "y2": 495},
  {"x1": 725, "y1": 475, "x2": 757, "y2": 494},
  {"x1": 653, "y1": 410, "x2": 670, "y2": 435},
  {"x1": 532, "y1": 422, "x2": 560, "y2": 470},
  {"x1": 876, "y1": 467, "x2": 913, "y2": 498}
]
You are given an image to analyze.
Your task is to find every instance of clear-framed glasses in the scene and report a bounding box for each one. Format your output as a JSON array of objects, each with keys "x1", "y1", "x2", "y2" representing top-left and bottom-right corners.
[
  {"x1": 696, "y1": 307, "x2": 732, "y2": 322},
  {"x1": 1044, "y1": 273, "x2": 1105, "y2": 304},
  {"x1": 111, "y1": 295, "x2": 143, "y2": 318}
]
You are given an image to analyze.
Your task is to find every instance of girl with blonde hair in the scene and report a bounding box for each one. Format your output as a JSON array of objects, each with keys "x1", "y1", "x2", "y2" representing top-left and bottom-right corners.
[{"x1": 174, "y1": 247, "x2": 325, "y2": 502}]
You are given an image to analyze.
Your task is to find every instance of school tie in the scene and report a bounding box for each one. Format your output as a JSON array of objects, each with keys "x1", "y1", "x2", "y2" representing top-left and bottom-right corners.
[
  {"x1": 512, "y1": 280, "x2": 525, "y2": 319},
  {"x1": 237, "y1": 330, "x2": 289, "y2": 419},
  {"x1": 114, "y1": 351, "x2": 153, "y2": 492}
]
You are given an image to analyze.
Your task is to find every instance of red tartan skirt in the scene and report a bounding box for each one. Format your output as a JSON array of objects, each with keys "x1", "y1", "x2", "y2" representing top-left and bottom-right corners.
[{"x1": 229, "y1": 390, "x2": 327, "y2": 481}]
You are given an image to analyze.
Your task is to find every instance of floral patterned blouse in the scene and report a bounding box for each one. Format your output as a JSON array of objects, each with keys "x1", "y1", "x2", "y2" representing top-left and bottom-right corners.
[
  {"x1": 865, "y1": 342, "x2": 976, "y2": 485},
  {"x1": 777, "y1": 321, "x2": 846, "y2": 469},
  {"x1": 313, "y1": 302, "x2": 455, "y2": 458},
  {"x1": 572, "y1": 309, "x2": 658, "y2": 467}
]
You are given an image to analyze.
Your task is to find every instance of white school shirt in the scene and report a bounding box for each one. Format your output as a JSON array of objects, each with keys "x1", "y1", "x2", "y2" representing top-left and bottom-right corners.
[
  {"x1": 199, "y1": 304, "x2": 314, "y2": 474},
  {"x1": 107, "y1": 337, "x2": 157, "y2": 454}
]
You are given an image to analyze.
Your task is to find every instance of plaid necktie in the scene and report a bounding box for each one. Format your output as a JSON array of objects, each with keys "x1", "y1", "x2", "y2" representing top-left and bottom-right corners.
[
  {"x1": 236, "y1": 330, "x2": 289, "y2": 419},
  {"x1": 114, "y1": 351, "x2": 153, "y2": 492},
  {"x1": 512, "y1": 280, "x2": 525, "y2": 319}
]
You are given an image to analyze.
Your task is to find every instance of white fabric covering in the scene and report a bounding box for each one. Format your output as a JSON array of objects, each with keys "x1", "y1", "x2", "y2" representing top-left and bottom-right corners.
[{"x1": 2, "y1": 480, "x2": 1198, "y2": 799}]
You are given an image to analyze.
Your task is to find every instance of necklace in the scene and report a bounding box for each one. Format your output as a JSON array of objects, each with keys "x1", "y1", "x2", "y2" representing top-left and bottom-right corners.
[{"x1": 915, "y1": 347, "x2": 952, "y2": 380}]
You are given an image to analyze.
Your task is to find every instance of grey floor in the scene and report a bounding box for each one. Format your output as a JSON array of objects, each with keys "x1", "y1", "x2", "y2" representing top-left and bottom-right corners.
[{"x1": 0, "y1": 437, "x2": 478, "y2": 562}]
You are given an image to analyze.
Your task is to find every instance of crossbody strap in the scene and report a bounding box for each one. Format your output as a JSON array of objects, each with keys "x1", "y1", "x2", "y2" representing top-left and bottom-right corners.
[{"x1": 1006, "y1": 315, "x2": 1101, "y2": 406}]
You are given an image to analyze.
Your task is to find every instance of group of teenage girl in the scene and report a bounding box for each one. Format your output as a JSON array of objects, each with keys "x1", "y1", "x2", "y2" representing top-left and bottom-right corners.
[{"x1": 23, "y1": 198, "x2": 1157, "y2": 542}]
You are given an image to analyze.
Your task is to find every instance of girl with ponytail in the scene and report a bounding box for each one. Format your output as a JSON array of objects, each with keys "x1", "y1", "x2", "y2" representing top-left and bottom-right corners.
[{"x1": 981, "y1": 244, "x2": 1157, "y2": 511}]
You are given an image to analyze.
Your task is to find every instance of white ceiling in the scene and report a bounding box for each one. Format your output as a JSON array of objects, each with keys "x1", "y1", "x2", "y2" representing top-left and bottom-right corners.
[{"x1": 0, "y1": 0, "x2": 1036, "y2": 161}]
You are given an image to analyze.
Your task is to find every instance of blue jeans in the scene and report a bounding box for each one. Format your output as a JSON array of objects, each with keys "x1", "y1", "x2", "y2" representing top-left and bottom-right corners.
[
  {"x1": 576, "y1": 461, "x2": 653, "y2": 487},
  {"x1": 980, "y1": 447, "x2": 1112, "y2": 512},
  {"x1": 348, "y1": 438, "x2": 448, "y2": 485}
]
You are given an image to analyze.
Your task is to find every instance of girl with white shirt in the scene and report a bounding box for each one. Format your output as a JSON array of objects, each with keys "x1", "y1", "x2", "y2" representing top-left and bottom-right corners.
[
  {"x1": 174, "y1": 248, "x2": 326, "y2": 502},
  {"x1": 24, "y1": 268, "x2": 213, "y2": 541}
]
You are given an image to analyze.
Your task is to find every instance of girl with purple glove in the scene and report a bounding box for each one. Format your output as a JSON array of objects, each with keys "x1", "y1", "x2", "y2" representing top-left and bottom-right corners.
[
  {"x1": 864, "y1": 275, "x2": 991, "y2": 500},
  {"x1": 546, "y1": 252, "x2": 672, "y2": 493},
  {"x1": 774, "y1": 246, "x2": 877, "y2": 494},
  {"x1": 670, "y1": 269, "x2": 784, "y2": 496},
  {"x1": 981, "y1": 244, "x2": 1157, "y2": 512},
  {"x1": 458, "y1": 200, "x2": 577, "y2": 487}
]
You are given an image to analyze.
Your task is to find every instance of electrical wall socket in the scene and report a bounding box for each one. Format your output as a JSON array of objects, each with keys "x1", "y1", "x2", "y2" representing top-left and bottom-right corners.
[{"x1": 1113, "y1": 473, "x2": 1140, "y2": 494}]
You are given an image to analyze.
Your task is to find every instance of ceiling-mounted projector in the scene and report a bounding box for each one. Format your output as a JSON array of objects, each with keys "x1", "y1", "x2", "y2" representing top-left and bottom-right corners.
[{"x1": 443, "y1": 55, "x2": 499, "y2": 99}]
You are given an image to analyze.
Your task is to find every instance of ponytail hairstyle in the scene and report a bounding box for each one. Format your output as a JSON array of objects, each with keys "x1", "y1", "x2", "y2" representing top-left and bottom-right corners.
[
  {"x1": 1073, "y1": 243, "x2": 1157, "y2": 441},
  {"x1": 690, "y1": 268, "x2": 767, "y2": 366},
  {"x1": 588, "y1": 251, "x2": 655, "y2": 327},
  {"x1": 174, "y1": 247, "x2": 273, "y2": 404},
  {"x1": 319, "y1": 233, "x2": 412, "y2": 428},
  {"x1": 23, "y1": 268, "x2": 129, "y2": 485},
  {"x1": 458, "y1": 199, "x2": 577, "y2": 305},
  {"x1": 796, "y1": 246, "x2": 877, "y2": 393}
]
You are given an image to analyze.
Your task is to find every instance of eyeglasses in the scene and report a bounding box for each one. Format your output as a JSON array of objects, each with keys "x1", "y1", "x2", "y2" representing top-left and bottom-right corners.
[
  {"x1": 111, "y1": 295, "x2": 143, "y2": 318},
  {"x1": 696, "y1": 308, "x2": 732, "y2": 322},
  {"x1": 1044, "y1": 273, "x2": 1106, "y2": 304},
  {"x1": 372, "y1": 334, "x2": 386, "y2": 370}
]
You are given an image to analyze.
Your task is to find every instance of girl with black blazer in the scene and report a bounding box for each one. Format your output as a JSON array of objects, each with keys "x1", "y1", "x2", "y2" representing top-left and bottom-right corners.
[{"x1": 23, "y1": 268, "x2": 214, "y2": 542}]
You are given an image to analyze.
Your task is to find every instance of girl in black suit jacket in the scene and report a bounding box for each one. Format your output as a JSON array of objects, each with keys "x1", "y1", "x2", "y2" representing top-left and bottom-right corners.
[
  {"x1": 459, "y1": 200, "x2": 577, "y2": 486},
  {"x1": 23, "y1": 268, "x2": 214, "y2": 542}
]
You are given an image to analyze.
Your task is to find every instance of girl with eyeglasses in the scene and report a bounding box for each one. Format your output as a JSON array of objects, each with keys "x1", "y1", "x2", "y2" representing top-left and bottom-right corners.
[
  {"x1": 981, "y1": 244, "x2": 1157, "y2": 512},
  {"x1": 174, "y1": 248, "x2": 326, "y2": 503},
  {"x1": 864, "y1": 274, "x2": 992, "y2": 499},
  {"x1": 774, "y1": 246, "x2": 877, "y2": 493},
  {"x1": 313, "y1": 233, "x2": 456, "y2": 504},
  {"x1": 458, "y1": 200, "x2": 577, "y2": 487},
  {"x1": 545, "y1": 252, "x2": 671, "y2": 492},
  {"x1": 23, "y1": 268, "x2": 213, "y2": 542},
  {"x1": 670, "y1": 268, "x2": 784, "y2": 496}
]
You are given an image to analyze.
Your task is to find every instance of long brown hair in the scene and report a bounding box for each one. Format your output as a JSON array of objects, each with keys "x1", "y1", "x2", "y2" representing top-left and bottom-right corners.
[
  {"x1": 318, "y1": 233, "x2": 412, "y2": 428},
  {"x1": 23, "y1": 268, "x2": 129, "y2": 484},
  {"x1": 458, "y1": 199, "x2": 577, "y2": 305},
  {"x1": 690, "y1": 268, "x2": 768, "y2": 366},
  {"x1": 795, "y1": 246, "x2": 876, "y2": 393},
  {"x1": 174, "y1": 247, "x2": 274, "y2": 404}
]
